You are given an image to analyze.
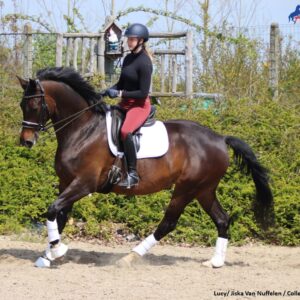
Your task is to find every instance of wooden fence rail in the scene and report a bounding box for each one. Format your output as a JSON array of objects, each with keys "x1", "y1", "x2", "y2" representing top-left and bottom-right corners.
[
  {"x1": 22, "y1": 27, "x2": 193, "y2": 98},
  {"x1": 20, "y1": 23, "x2": 280, "y2": 100}
]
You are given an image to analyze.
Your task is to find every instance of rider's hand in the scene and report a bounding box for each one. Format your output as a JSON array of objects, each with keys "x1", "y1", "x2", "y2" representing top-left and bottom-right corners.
[{"x1": 106, "y1": 89, "x2": 120, "y2": 98}]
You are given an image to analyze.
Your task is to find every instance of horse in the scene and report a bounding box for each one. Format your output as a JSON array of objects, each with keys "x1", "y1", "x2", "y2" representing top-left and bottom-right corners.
[
  {"x1": 17, "y1": 67, "x2": 273, "y2": 268},
  {"x1": 289, "y1": 5, "x2": 300, "y2": 23}
]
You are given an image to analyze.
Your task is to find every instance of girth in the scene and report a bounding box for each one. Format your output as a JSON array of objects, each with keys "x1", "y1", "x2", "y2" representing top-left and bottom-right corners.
[{"x1": 110, "y1": 105, "x2": 156, "y2": 152}]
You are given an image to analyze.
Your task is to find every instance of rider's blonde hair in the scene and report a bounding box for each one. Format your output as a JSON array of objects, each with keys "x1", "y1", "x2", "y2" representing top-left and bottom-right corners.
[{"x1": 143, "y1": 42, "x2": 153, "y2": 61}]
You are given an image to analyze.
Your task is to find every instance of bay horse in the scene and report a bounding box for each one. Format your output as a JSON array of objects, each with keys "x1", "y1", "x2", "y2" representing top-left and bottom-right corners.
[{"x1": 17, "y1": 67, "x2": 273, "y2": 268}]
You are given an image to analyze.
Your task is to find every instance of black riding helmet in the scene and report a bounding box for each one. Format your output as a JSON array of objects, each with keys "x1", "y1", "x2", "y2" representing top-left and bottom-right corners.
[{"x1": 124, "y1": 23, "x2": 149, "y2": 42}]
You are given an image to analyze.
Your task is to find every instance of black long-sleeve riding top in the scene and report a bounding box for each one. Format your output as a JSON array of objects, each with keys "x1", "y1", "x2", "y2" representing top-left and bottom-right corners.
[{"x1": 114, "y1": 50, "x2": 153, "y2": 99}]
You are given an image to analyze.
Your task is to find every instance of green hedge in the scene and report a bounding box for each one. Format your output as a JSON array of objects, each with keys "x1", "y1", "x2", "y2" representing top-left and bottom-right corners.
[{"x1": 0, "y1": 82, "x2": 299, "y2": 245}]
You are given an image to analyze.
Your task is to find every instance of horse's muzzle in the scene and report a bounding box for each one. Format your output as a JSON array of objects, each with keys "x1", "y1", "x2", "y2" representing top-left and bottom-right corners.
[
  {"x1": 20, "y1": 130, "x2": 38, "y2": 148},
  {"x1": 20, "y1": 139, "x2": 34, "y2": 148}
]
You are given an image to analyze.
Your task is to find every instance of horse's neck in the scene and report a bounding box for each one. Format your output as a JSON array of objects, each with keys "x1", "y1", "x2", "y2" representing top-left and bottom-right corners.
[
  {"x1": 46, "y1": 81, "x2": 97, "y2": 144},
  {"x1": 57, "y1": 113, "x2": 104, "y2": 151},
  {"x1": 49, "y1": 82, "x2": 89, "y2": 120}
]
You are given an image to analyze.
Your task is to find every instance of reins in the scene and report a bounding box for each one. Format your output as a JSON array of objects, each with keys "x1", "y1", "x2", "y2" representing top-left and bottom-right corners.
[
  {"x1": 43, "y1": 100, "x2": 103, "y2": 134},
  {"x1": 37, "y1": 100, "x2": 105, "y2": 143}
]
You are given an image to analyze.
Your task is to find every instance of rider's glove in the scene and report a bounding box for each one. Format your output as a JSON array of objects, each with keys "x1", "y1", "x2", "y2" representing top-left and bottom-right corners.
[{"x1": 106, "y1": 89, "x2": 120, "y2": 98}]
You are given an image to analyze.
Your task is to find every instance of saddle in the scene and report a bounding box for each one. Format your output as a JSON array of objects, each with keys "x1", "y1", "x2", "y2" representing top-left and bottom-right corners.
[
  {"x1": 110, "y1": 105, "x2": 156, "y2": 152},
  {"x1": 103, "y1": 105, "x2": 168, "y2": 192}
]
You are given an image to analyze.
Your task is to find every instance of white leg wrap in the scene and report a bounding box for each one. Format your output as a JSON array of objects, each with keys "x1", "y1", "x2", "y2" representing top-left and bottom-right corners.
[
  {"x1": 34, "y1": 243, "x2": 69, "y2": 268},
  {"x1": 35, "y1": 220, "x2": 68, "y2": 268},
  {"x1": 48, "y1": 242, "x2": 68, "y2": 259},
  {"x1": 132, "y1": 234, "x2": 158, "y2": 256},
  {"x1": 211, "y1": 237, "x2": 228, "y2": 268},
  {"x1": 47, "y1": 219, "x2": 60, "y2": 243}
]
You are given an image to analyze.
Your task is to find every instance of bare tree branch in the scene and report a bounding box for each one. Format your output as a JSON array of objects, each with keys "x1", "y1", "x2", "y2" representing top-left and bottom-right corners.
[
  {"x1": 116, "y1": 6, "x2": 204, "y2": 32},
  {"x1": 115, "y1": 5, "x2": 230, "y2": 41},
  {"x1": 2, "y1": 13, "x2": 55, "y2": 32}
]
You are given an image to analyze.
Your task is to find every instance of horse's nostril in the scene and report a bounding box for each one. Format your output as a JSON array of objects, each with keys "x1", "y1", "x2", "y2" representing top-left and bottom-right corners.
[{"x1": 24, "y1": 140, "x2": 34, "y2": 148}]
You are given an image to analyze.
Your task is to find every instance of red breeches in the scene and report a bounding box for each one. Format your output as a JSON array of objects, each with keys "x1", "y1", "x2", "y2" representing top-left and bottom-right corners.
[{"x1": 119, "y1": 97, "x2": 151, "y2": 141}]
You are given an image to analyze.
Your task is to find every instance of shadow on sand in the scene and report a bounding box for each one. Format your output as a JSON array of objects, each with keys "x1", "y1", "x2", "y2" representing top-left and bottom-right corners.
[{"x1": 0, "y1": 248, "x2": 209, "y2": 267}]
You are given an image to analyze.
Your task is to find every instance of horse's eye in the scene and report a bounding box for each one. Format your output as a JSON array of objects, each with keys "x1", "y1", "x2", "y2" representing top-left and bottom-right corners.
[{"x1": 29, "y1": 98, "x2": 40, "y2": 110}]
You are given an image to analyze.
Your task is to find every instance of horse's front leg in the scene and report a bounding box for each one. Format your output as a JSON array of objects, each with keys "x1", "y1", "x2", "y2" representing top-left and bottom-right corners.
[
  {"x1": 57, "y1": 204, "x2": 74, "y2": 234},
  {"x1": 35, "y1": 177, "x2": 92, "y2": 268}
]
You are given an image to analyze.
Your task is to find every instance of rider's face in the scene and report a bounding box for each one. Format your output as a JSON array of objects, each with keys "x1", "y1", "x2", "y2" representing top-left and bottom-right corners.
[{"x1": 127, "y1": 37, "x2": 143, "y2": 50}]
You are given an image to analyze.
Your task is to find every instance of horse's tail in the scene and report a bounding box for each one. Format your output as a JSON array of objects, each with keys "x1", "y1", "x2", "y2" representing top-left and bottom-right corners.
[{"x1": 225, "y1": 136, "x2": 274, "y2": 229}]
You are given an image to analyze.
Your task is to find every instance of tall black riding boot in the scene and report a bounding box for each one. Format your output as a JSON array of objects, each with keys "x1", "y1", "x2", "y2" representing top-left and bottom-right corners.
[{"x1": 118, "y1": 133, "x2": 139, "y2": 189}]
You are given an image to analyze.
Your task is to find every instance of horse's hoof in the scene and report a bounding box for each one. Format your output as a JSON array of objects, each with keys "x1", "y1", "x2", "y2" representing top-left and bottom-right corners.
[
  {"x1": 211, "y1": 256, "x2": 225, "y2": 268},
  {"x1": 35, "y1": 256, "x2": 51, "y2": 268},
  {"x1": 202, "y1": 258, "x2": 225, "y2": 268},
  {"x1": 116, "y1": 252, "x2": 141, "y2": 268},
  {"x1": 202, "y1": 259, "x2": 213, "y2": 268},
  {"x1": 35, "y1": 243, "x2": 68, "y2": 268}
]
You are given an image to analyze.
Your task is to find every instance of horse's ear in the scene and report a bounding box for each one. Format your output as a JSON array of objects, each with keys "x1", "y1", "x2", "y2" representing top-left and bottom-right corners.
[
  {"x1": 29, "y1": 78, "x2": 36, "y2": 87},
  {"x1": 16, "y1": 75, "x2": 29, "y2": 90}
]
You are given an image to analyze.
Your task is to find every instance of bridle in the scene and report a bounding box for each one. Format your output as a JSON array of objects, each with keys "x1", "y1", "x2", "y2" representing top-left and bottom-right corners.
[
  {"x1": 21, "y1": 79, "x2": 49, "y2": 132},
  {"x1": 21, "y1": 79, "x2": 105, "y2": 135}
]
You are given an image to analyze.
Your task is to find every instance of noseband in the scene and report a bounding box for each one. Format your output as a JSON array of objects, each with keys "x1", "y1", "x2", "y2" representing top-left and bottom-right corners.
[{"x1": 21, "y1": 79, "x2": 49, "y2": 131}]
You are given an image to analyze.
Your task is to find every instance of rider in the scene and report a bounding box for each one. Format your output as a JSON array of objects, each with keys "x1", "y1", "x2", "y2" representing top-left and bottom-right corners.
[{"x1": 105, "y1": 23, "x2": 153, "y2": 189}]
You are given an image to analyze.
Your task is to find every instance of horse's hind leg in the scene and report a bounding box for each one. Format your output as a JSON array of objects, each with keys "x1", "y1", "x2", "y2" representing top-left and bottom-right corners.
[
  {"x1": 138, "y1": 190, "x2": 193, "y2": 251},
  {"x1": 57, "y1": 204, "x2": 73, "y2": 234},
  {"x1": 197, "y1": 189, "x2": 230, "y2": 268},
  {"x1": 117, "y1": 188, "x2": 193, "y2": 267}
]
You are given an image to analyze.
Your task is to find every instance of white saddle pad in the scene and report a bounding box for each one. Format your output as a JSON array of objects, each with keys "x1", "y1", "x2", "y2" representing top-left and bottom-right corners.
[{"x1": 105, "y1": 110, "x2": 169, "y2": 159}]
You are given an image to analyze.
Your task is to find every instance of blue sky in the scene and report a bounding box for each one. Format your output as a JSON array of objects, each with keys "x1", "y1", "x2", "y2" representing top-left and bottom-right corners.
[{"x1": 1, "y1": 0, "x2": 300, "y2": 32}]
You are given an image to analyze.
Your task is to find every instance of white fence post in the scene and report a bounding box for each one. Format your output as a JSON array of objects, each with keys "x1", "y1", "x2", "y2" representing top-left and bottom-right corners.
[
  {"x1": 185, "y1": 30, "x2": 193, "y2": 98},
  {"x1": 56, "y1": 33, "x2": 63, "y2": 67},
  {"x1": 23, "y1": 23, "x2": 32, "y2": 79}
]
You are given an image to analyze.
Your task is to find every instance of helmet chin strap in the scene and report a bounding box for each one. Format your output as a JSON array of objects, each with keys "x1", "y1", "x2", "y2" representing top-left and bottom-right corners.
[{"x1": 131, "y1": 39, "x2": 144, "y2": 53}]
